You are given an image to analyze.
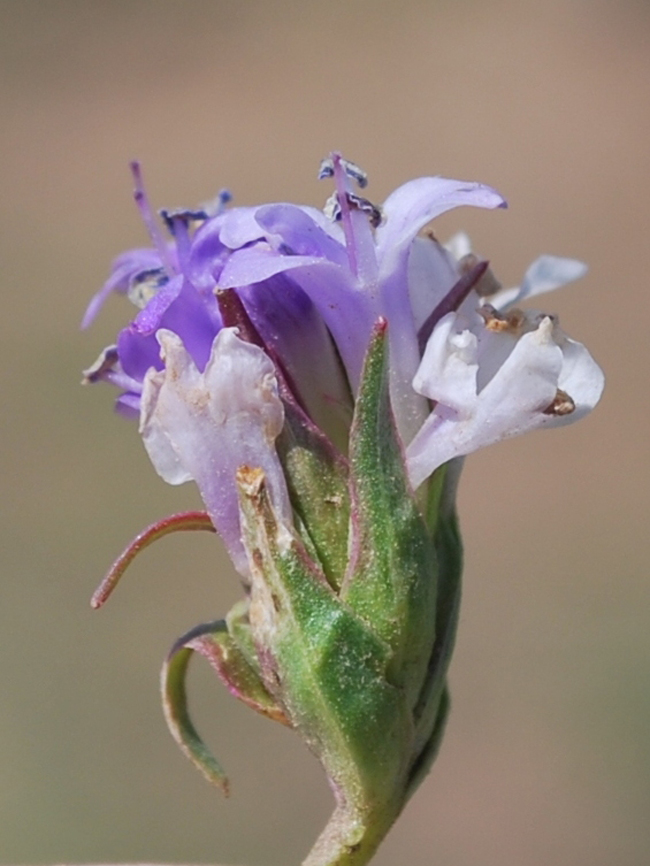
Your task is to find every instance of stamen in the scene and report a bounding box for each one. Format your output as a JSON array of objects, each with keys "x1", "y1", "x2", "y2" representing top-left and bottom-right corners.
[
  {"x1": 169, "y1": 215, "x2": 191, "y2": 275},
  {"x1": 350, "y1": 193, "x2": 383, "y2": 227},
  {"x1": 543, "y1": 389, "x2": 575, "y2": 416},
  {"x1": 323, "y1": 191, "x2": 339, "y2": 221},
  {"x1": 160, "y1": 207, "x2": 208, "y2": 234},
  {"x1": 90, "y1": 511, "x2": 215, "y2": 609},
  {"x1": 417, "y1": 260, "x2": 489, "y2": 354},
  {"x1": 479, "y1": 305, "x2": 526, "y2": 334},
  {"x1": 330, "y1": 152, "x2": 359, "y2": 276},
  {"x1": 458, "y1": 253, "x2": 503, "y2": 297},
  {"x1": 130, "y1": 160, "x2": 176, "y2": 277},
  {"x1": 159, "y1": 190, "x2": 232, "y2": 234},
  {"x1": 323, "y1": 192, "x2": 383, "y2": 228},
  {"x1": 203, "y1": 188, "x2": 233, "y2": 216},
  {"x1": 317, "y1": 159, "x2": 333, "y2": 181},
  {"x1": 127, "y1": 267, "x2": 168, "y2": 309},
  {"x1": 318, "y1": 155, "x2": 368, "y2": 188},
  {"x1": 82, "y1": 345, "x2": 119, "y2": 384}
]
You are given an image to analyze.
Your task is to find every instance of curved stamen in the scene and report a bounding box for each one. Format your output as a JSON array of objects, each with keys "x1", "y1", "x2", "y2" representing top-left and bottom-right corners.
[{"x1": 91, "y1": 510, "x2": 215, "y2": 609}]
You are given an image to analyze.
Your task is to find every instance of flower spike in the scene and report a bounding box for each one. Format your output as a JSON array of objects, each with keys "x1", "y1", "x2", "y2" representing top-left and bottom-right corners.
[{"x1": 83, "y1": 155, "x2": 603, "y2": 866}]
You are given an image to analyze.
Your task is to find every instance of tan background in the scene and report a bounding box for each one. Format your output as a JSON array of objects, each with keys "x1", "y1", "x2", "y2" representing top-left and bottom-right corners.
[{"x1": 1, "y1": 1, "x2": 649, "y2": 864}]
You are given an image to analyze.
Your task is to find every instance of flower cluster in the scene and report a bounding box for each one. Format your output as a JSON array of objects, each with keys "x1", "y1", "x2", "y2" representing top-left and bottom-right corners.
[
  {"x1": 85, "y1": 155, "x2": 602, "y2": 564},
  {"x1": 84, "y1": 154, "x2": 603, "y2": 866}
]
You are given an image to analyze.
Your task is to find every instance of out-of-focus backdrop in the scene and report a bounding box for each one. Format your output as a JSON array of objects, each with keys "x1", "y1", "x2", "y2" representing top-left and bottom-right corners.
[{"x1": 1, "y1": 1, "x2": 649, "y2": 864}]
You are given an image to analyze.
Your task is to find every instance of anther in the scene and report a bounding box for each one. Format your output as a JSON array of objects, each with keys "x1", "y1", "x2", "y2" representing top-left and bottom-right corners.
[
  {"x1": 127, "y1": 268, "x2": 169, "y2": 309},
  {"x1": 318, "y1": 156, "x2": 368, "y2": 188},
  {"x1": 82, "y1": 345, "x2": 119, "y2": 384},
  {"x1": 479, "y1": 305, "x2": 526, "y2": 334},
  {"x1": 324, "y1": 191, "x2": 382, "y2": 228},
  {"x1": 159, "y1": 207, "x2": 208, "y2": 235},
  {"x1": 543, "y1": 389, "x2": 575, "y2": 416}
]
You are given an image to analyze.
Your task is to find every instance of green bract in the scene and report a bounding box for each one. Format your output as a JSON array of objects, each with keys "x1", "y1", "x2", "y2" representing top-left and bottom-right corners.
[{"x1": 158, "y1": 322, "x2": 460, "y2": 866}]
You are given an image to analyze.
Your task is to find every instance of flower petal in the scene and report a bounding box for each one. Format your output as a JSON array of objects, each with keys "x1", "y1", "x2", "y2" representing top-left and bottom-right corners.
[
  {"x1": 218, "y1": 246, "x2": 326, "y2": 288},
  {"x1": 554, "y1": 331, "x2": 605, "y2": 424},
  {"x1": 494, "y1": 256, "x2": 588, "y2": 310},
  {"x1": 407, "y1": 236, "x2": 461, "y2": 332},
  {"x1": 125, "y1": 278, "x2": 220, "y2": 377},
  {"x1": 238, "y1": 274, "x2": 353, "y2": 448},
  {"x1": 81, "y1": 247, "x2": 164, "y2": 328},
  {"x1": 407, "y1": 317, "x2": 566, "y2": 488},
  {"x1": 117, "y1": 324, "x2": 164, "y2": 383},
  {"x1": 444, "y1": 231, "x2": 473, "y2": 260},
  {"x1": 218, "y1": 207, "x2": 267, "y2": 249},
  {"x1": 375, "y1": 177, "x2": 506, "y2": 265},
  {"x1": 412, "y1": 312, "x2": 478, "y2": 418},
  {"x1": 374, "y1": 178, "x2": 506, "y2": 444},
  {"x1": 255, "y1": 203, "x2": 348, "y2": 265},
  {"x1": 140, "y1": 329, "x2": 290, "y2": 577},
  {"x1": 186, "y1": 218, "x2": 231, "y2": 290},
  {"x1": 221, "y1": 249, "x2": 374, "y2": 393}
]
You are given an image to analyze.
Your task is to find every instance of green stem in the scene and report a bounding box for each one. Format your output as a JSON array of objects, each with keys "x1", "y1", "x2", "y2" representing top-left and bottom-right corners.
[{"x1": 302, "y1": 797, "x2": 401, "y2": 866}]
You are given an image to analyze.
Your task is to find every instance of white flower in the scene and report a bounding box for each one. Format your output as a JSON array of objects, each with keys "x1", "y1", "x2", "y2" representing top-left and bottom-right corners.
[
  {"x1": 140, "y1": 327, "x2": 290, "y2": 576},
  {"x1": 406, "y1": 304, "x2": 604, "y2": 489}
]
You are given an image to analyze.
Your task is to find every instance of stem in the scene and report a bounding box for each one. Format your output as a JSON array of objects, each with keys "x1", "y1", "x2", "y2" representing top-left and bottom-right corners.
[{"x1": 302, "y1": 797, "x2": 401, "y2": 866}]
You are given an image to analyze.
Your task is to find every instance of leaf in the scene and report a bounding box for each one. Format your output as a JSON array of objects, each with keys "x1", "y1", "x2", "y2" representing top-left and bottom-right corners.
[{"x1": 276, "y1": 397, "x2": 350, "y2": 591}]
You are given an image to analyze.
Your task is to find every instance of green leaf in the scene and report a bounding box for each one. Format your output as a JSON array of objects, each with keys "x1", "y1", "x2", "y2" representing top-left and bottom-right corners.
[{"x1": 225, "y1": 597, "x2": 263, "y2": 675}]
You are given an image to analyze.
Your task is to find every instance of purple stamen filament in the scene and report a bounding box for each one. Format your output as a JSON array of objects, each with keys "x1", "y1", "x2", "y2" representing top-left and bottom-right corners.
[
  {"x1": 417, "y1": 260, "x2": 490, "y2": 354},
  {"x1": 171, "y1": 215, "x2": 191, "y2": 276},
  {"x1": 130, "y1": 160, "x2": 176, "y2": 278},
  {"x1": 331, "y1": 152, "x2": 358, "y2": 278}
]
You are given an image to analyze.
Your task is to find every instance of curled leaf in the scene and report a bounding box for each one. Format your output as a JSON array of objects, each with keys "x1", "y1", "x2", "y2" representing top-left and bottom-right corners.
[{"x1": 162, "y1": 619, "x2": 291, "y2": 795}]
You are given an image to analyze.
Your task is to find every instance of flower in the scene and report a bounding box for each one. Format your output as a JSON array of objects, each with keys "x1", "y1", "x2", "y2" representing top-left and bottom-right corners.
[
  {"x1": 85, "y1": 155, "x2": 602, "y2": 499},
  {"x1": 139, "y1": 328, "x2": 290, "y2": 577},
  {"x1": 84, "y1": 154, "x2": 604, "y2": 866}
]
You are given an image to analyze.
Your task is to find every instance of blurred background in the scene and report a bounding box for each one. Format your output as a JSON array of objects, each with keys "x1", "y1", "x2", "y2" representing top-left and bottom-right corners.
[{"x1": 1, "y1": 1, "x2": 649, "y2": 864}]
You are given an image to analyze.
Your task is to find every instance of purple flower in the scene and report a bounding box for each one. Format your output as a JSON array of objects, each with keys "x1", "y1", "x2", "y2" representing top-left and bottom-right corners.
[
  {"x1": 84, "y1": 154, "x2": 604, "y2": 575},
  {"x1": 85, "y1": 157, "x2": 605, "y2": 865}
]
